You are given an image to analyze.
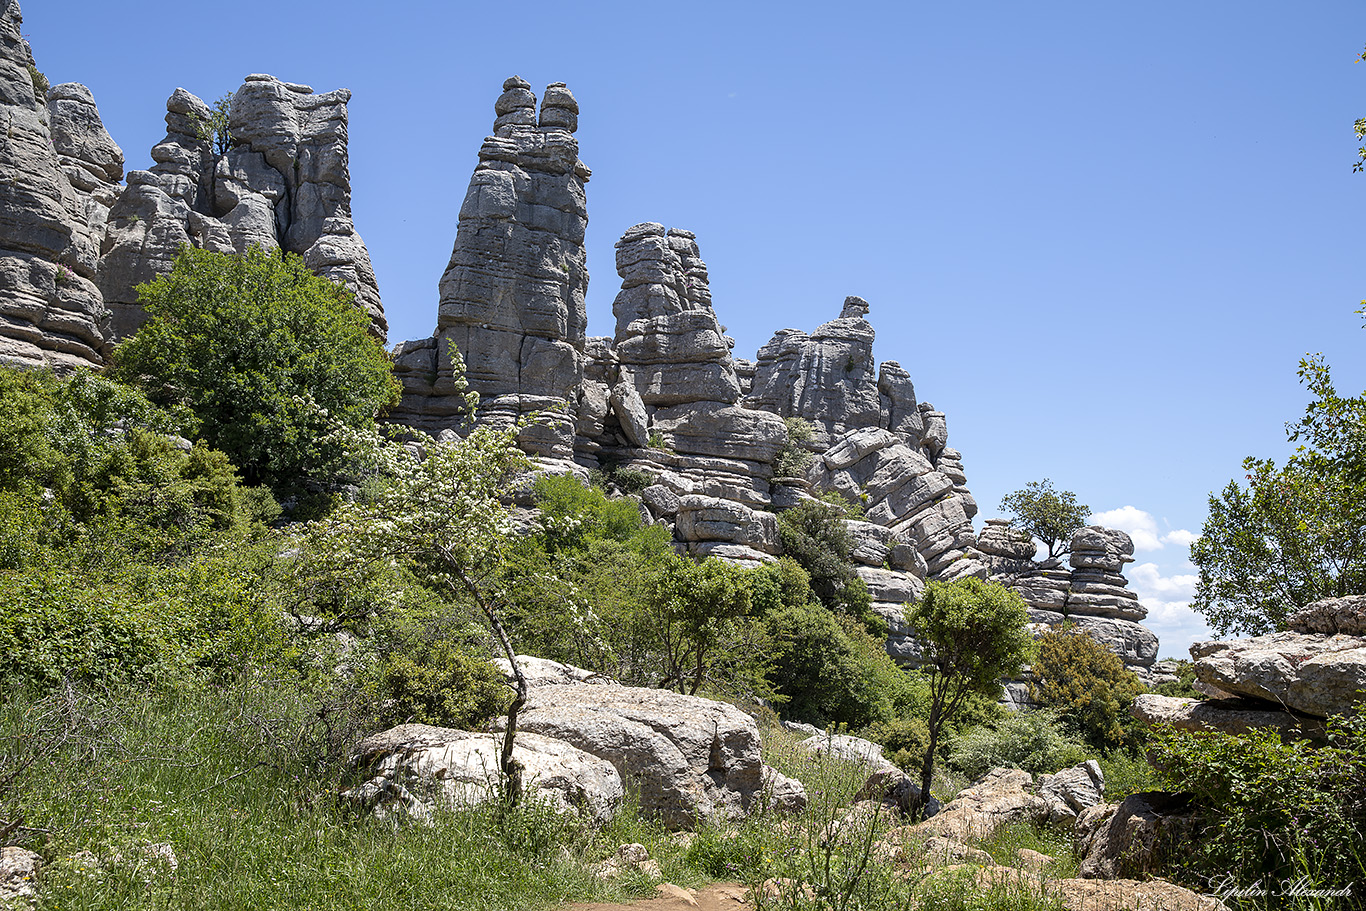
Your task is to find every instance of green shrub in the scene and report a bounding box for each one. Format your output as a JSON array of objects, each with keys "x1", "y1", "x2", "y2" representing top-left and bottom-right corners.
[
  {"x1": 778, "y1": 499, "x2": 875, "y2": 625},
  {"x1": 771, "y1": 417, "x2": 815, "y2": 479},
  {"x1": 112, "y1": 246, "x2": 399, "y2": 506},
  {"x1": 533, "y1": 473, "x2": 644, "y2": 551},
  {"x1": 376, "y1": 641, "x2": 508, "y2": 729},
  {"x1": 1030, "y1": 624, "x2": 1144, "y2": 749},
  {"x1": 1149, "y1": 717, "x2": 1366, "y2": 897},
  {"x1": 947, "y1": 710, "x2": 1089, "y2": 781},
  {"x1": 27, "y1": 64, "x2": 48, "y2": 98}
]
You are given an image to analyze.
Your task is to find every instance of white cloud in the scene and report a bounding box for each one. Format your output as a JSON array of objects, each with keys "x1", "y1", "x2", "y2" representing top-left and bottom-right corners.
[
  {"x1": 1163, "y1": 528, "x2": 1198, "y2": 549},
  {"x1": 1124, "y1": 560, "x2": 1209, "y2": 659},
  {"x1": 1128, "y1": 562, "x2": 1197, "y2": 601},
  {"x1": 1088, "y1": 506, "x2": 1196, "y2": 553}
]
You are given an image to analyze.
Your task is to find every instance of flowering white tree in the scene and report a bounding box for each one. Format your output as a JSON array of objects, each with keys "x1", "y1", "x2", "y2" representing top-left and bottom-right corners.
[{"x1": 304, "y1": 357, "x2": 535, "y2": 803}]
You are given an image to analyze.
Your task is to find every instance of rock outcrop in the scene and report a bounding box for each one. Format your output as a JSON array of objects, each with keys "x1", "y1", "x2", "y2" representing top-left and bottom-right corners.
[
  {"x1": 391, "y1": 77, "x2": 588, "y2": 461},
  {"x1": 100, "y1": 74, "x2": 384, "y2": 341},
  {"x1": 911, "y1": 767, "x2": 1050, "y2": 842},
  {"x1": 1130, "y1": 693, "x2": 1327, "y2": 742},
  {"x1": 1075, "y1": 792, "x2": 1200, "y2": 881},
  {"x1": 346, "y1": 724, "x2": 624, "y2": 823},
  {"x1": 492, "y1": 679, "x2": 787, "y2": 829},
  {"x1": 0, "y1": 1, "x2": 110, "y2": 371},
  {"x1": 983, "y1": 524, "x2": 1161, "y2": 681}
]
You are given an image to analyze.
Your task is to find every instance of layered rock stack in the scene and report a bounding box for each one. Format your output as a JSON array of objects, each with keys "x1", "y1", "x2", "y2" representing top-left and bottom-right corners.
[
  {"x1": 100, "y1": 74, "x2": 385, "y2": 340},
  {"x1": 1132, "y1": 594, "x2": 1366, "y2": 741},
  {"x1": 0, "y1": 1, "x2": 386, "y2": 371},
  {"x1": 391, "y1": 77, "x2": 589, "y2": 463},
  {"x1": 0, "y1": 1, "x2": 111, "y2": 371},
  {"x1": 981, "y1": 524, "x2": 1161, "y2": 682}
]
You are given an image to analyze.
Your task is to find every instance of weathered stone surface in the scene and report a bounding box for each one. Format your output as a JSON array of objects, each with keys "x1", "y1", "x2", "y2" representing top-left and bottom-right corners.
[
  {"x1": 747, "y1": 298, "x2": 883, "y2": 448},
  {"x1": 493, "y1": 654, "x2": 618, "y2": 688},
  {"x1": 1075, "y1": 792, "x2": 1200, "y2": 881},
  {"x1": 798, "y1": 732, "x2": 934, "y2": 817},
  {"x1": 977, "y1": 519, "x2": 1037, "y2": 560},
  {"x1": 347, "y1": 724, "x2": 623, "y2": 823},
  {"x1": 1190, "y1": 630, "x2": 1366, "y2": 718},
  {"x1": 0, "y1": 845, "x2": 41, "y2": 904},
  {"x1": 1037, "y1": 760, "x2": 1105, "y2": 831},
  {"x1": 1130, "y1": 693, "x2": 1326, "y2": 742},
  {"x1": 612, "y1": 224, "x2": 741, "y2": 407},
  {"x1": 1051, "y1": 878, "x2": 1225, "y2": 911},
  {"x1": 651, "y1": 401, "x2": 787, "y2": 464},
  {"x1": 1287, "y1": 594, "x2": 1366, "y2": 636},
  {"x1": 390, "y1": 77, "x2": 586, "y2": 455},
  {"x1": 912, "y1": 768, "x2": 1049, "y2": 842},
  {"x1": 98, "y1": 75, "x2": 384, "y2": 343},
  {"x1": 0, "y1": 2, "x2": 110, "y2": 371},
  {"x1": 497, "y1": 683, "x2": 775, "y2": 829},
  {"x1": 674, "y1": 495, "x2": 779, "y2": 554},
  {"x1": 855, "y1": 565, "x2": 923, "y2": 604},
  {"x1": 1069, "y1": 526, "x2": 1136, "y2": 573}
]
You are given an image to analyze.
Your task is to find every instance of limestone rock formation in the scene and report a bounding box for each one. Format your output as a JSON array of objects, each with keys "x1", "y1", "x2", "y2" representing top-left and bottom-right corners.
[
  {"x1": 985, "y1": 524, "x2": 1161, "y2": 680},
  {"x1": 911, "y1": 767, "x2": 1050, "y2": 842},
  {"x1": 0, "y1": 1, "x2": 110, "y2": 370},
  {"x1": 1037, "y1": 760, "x2": 1106, "y2": 831},
  {"x1": 391, "y1": 77, "x2": 588, "y2": 460},
  {"x1": 1130, "y1": 693, "x2": 1326, "y2": 742},
  {"x1": 1189, "y1": 629, "x2": 1366, "y2": 719},
  {"x1": 99, "y1": 75, "x2": 384, "y2": 341},
  {"x1": 346, "y1": 724, "x2": 623, "y2": 823},
  {"x1": 1075, "y1": 792, "x2": 1200, "y2": 881},
  {"x1": 492, "y1": 681, "x2": 777, "y2": 829}
]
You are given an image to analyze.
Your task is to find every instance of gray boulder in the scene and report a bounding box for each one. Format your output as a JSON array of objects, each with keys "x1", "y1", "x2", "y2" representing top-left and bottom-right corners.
[
  {"x1": 347, "y1": 724, "x2": 624, "y2": 823},
  {"x1": 1037, "y1": 760, "x2": 1105, "y2": 830},
  {"x1": 1075, "y1": 792, "x2": 1200, "y2": 880},
  {"x1": 1287, "y1": 594, "x2": 1366, "y2": 637},
  {"x1": 495, "y1": 683, "x2": 781, "y2": 829},
  {"x1": 911, "y1": 767, "x2": 1049, "y2": 842},
  {"x1": 1191, "y1": 630, "x2": 1366, "y2": 718},
  {"x1": 1130, "y1": 693, "x2": 1326, "y2": 742}
]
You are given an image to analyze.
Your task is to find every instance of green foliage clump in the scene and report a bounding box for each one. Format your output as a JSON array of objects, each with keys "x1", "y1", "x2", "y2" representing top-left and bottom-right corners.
[
  {"x1": 998, "y1": 479, "x2": 1089, "y2": 559},
  {"x1": 947, "y1": 710, "x2": 1089, "y2": 781},
  {"x1": 1192, "y1": 352, "x2": 1366, "y2": 636},
  {"x1": 771, "y1": 416, "x2": 815, "y2": 479},
  {"x1": 112, "y1": 246, "x2": 399, "y2": 509},
  {"x1": 533, "y1": 473, "x2": 645, "y2": 552},
  {"x1": 1152, "y1": 659, "x2": 1199, "y2": 699},
  {"x1": 1030, "y1": 624, "x2": 1144, "y2": 749},
  {"x1": 1150, "y1": 715, "x2": 1366, "y2": 897},
  {"x1": 27, "y1": 63, "x2": 48, "y2": 98},
  {"x1": 372, "y1": 622, "x2": 509, "y2": 728},
  {"x1": 192, "y1": 92, "x2": 234, "y2": 157},
  {"x1": 778, "y1": 498, "x2": 875, "y2": 626}
]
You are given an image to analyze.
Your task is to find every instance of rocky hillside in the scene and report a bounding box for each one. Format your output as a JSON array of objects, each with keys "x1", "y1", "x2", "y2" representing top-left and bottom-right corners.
[{"x1": 0, "y1": 0, "x2": 1162, "y2": 672}]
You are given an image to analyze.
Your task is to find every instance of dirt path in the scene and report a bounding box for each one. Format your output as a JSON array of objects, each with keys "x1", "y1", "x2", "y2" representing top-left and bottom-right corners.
[{"x1": 562, "y1": 882, "x2": 751, "y2": 911}]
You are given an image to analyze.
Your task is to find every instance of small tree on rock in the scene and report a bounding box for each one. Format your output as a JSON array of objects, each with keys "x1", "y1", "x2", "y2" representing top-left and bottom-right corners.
[
  {"x1": 907, "y1": 577, "x2": 1034, "y2": 819},
  {"x1": 998, "y1": 479, "x2": 1090, "y2": 559}
]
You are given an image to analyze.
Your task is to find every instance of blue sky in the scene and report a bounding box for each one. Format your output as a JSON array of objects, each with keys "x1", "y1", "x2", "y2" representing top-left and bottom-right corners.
[{"x1": 26, "y1": 1, "x2": 1364, "y2": 657}]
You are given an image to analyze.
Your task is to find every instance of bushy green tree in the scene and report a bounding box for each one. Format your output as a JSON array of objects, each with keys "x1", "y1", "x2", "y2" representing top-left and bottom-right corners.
[
  {"x1": 777, "y1": 499, "x2": 875, "y2": 626},
  {"x1": 112, "y1": 246, "x2": 398, "y2": 507},
  {"x1": 908, "y1": 578, "x2": 1034, "y2": 818},
  {"x1": 998, "y1": 479, "x2": 1089, "y2": 559},
  {"x1": 1193, "y1": 347, "x2": 1366, "y2": 636},
  {"x1": 1030, "y1": 624, "x2": 1144, "y2": 749}
]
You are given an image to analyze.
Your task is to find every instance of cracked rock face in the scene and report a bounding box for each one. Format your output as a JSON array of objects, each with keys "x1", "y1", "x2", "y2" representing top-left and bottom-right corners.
[
  {"x1": 392, "y1": 77, "x2": 588, "y2": 460},
  {"x1": 0, "y1": 0, "x2": 110, "y2": 371},
  {"x1": 99, "y1": 74, "x2": 384, "y2": 341}
]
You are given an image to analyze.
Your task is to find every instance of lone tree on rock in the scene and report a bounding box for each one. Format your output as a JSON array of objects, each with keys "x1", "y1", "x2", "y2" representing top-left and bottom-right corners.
[
  {"x1": 999, "y1": 479, "x2": 1090, "y2": 559},
  {"x1": 908, "y1": 577, "x2": 1034, "y2": 820}
]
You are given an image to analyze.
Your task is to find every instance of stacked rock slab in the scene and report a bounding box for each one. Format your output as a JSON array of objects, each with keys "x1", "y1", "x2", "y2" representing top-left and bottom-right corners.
[
  {"x1": 0, "y1": 1, "x2": 110, "y2": 370},
  {"x1": 99, "y1": 74, "x2": 385, "y2": 341},
  {"x1": 390, "y1": 77, "x2": 589, "y2": 462},
  {"x1": 981, "y1": 522, "x2": 1161, "y2": 681},
  {"x1": 592, "y1": 223, "x2": 786, "y2": 565}
]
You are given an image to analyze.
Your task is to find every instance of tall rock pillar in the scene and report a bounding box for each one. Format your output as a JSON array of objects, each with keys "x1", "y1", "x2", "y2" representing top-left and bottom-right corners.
[{"x1": 392, "y1": 77, "x2": 590, "y2": 462}]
